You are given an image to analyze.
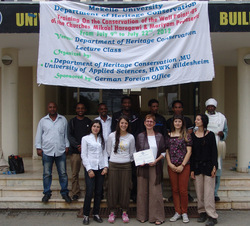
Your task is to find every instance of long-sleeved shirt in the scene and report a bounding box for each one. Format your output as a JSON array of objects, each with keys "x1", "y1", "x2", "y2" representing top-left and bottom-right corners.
[
  {"x1": 35, "y1": 114, "x2": 69, "y2": 157},
  {"x1": 81, "y1": 133, "x2": 108, "y2": 171},
  {"x1": 106, "y1": 132, "x2": 135, "y2": 163},
  {"x1": 95, "y1": 115, "x2": 112, "y2": 142}
]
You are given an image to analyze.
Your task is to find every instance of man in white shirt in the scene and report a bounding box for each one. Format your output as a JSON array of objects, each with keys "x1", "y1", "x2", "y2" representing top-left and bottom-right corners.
[
  {"x1": 95, "y1": 103, "x2": 112, "y2": 200},
  {"x1": 205, "y1": 98, "x2": 228, "y2": 202},
  {"x1": 35, "y1": 102, "x2": 71, "y2": 203},
  {"x1": 95, "y1": 103, "x2": 112, "y2": 142}
]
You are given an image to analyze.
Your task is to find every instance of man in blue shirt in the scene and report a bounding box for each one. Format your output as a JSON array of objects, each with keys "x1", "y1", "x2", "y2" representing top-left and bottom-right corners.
[{"x1": 35, "y1": 102, "x2": 71, "y2": 203}]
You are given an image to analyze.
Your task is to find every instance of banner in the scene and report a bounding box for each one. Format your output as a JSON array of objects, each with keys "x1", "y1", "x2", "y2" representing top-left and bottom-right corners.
[{"x1": 37, "y1": 1, "x2": 214, "y2": 89}]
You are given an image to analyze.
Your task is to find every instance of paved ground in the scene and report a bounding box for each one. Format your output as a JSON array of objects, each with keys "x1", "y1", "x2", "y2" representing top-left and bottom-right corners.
[{"x1": 0, "y1": 210, "x2": 249, "y2": 226}]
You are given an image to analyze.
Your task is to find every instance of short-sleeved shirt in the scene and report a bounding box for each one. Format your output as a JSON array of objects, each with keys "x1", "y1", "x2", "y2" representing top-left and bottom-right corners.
[{"x1": 165, "y1": 134, "x2": 192, "y2": 166}]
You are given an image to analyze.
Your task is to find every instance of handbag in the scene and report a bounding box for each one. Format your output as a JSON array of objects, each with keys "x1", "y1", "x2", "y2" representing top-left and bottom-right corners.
[{"x1": 8, "y1": 155, "x2": 24, "y2": 174}]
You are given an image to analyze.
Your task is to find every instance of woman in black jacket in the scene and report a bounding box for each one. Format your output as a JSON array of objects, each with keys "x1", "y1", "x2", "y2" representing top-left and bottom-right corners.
[{"x1": 191, "y1": 114, "x2": 218, "y2": 226}]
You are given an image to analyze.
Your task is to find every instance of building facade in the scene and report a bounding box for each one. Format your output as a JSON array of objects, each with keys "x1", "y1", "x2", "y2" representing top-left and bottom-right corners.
[{"x1": 0, "y1": 0, "x2": 249, "y2": 172}]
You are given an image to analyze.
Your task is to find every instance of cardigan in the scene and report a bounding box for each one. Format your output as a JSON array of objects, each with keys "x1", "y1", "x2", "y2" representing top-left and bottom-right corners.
[{"x1": 136, "y1": 132, "x2": 166, "y2": 185}]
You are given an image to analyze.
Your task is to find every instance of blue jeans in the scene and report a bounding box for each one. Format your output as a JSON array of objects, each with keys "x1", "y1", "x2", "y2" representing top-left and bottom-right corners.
[
  {"x1": 42, "y1": 152, "x2": 69, "y2": 196},
  {"x1": 83, "y1": 169, "x2": 104, "y2": 216}
]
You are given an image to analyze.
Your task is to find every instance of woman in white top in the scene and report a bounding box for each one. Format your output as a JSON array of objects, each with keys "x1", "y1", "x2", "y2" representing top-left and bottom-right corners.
[
  {"x1": 81, "y1": 120, "x2": 108, "y2": 225},
  {"x1": 106, "y1": 115, "x2": 135, "y2": 223}
]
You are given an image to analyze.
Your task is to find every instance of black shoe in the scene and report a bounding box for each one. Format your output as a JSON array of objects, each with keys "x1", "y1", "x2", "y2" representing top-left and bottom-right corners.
[
  {"x1": 72, "y1": 195, "x2": 79, "y2": 201},
  {"x1": 42, "y1": 194, "x2": 51, "y2": 203},
  {"x1": 215, "y1": 196, "x2": 220, "y2": 202},
  {"x1": 188, "y1": 194, "x2": 194, "y2": 202},
  {"x1": 62, "y1": 194, "x2": 72, "y2": 203},
  {"x1": 83, "y1": 215, "x2": 89, "y2": 225},
  {"x1": 168, "y1": 195, "x2": 173, "y2": 202},
  {"x1": 205, "y1": 217, "x2": 217, "y2": 226},
  {"x1": 93, "y1": 215, "x2": 103, "y2": 223},
  {"x1": 197, "y1": 212, "x2": 207, "y2": 223}
]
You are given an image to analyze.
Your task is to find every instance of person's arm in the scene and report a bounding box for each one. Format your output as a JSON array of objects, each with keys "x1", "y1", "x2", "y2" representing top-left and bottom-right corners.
[
  {"x1": 81, "y1": 137, "x2": 92, "y2": 172},
  {"x1": 111, "y1": 114, "x2": 117, "y2": 132},
  {"x1": 129, "y1": 135, "x2": 136, "y2": 162},
  {"x1": 106, "y1": 133, "x2": 113, "y2": 157},
  {"x1": 176, "y1": 146, "x2": 192, "y2": 173},
  {"x1": 35, "y1": 120, "x2": 43, "y2": 156},
  {"x1": 166, "y1": 149, "x2": 177, "y2": 171},
  {"x1": 67, "y1": 119, "x2": 80, "y2": 149},
  {"x1": 64, "y1": 118, "x2": 69, "y2": 153},
  {"x1": 218, "y1": 119, "x2": 228, "y2": 141},
  {"x1": 149, "y1": 154, "x2": 164, "y2": 166},
  {"x1": 210, "y1": 132, "x2": 218, "y2": 177}
]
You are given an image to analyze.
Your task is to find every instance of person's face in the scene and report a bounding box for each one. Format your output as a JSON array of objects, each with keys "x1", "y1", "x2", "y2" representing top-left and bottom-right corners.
[
  {"x1": 173, "y1": 119, "x2": 183, "y2": 130},
  {"x1": 172, "y1": 103, "x2": 183, "y2": 115},
  {"x1": 144, "y1": 117, "x2": 156, "y2": 130},
  {"x1": 206, "y1": 105, "x2": 216, "y2": 115},
  {"x1": 119, "y1": 119, "x2": 129, "y2": 132},
  {"x1": 91, "y1": 123, "x2": 101, "y2": 136},
  {"x1": 98, "y1": 104, "x2": 108, "y2": 117},
  {"x1": 47, "y1": 102, "x2": 57, "y2": 116},
  {"x1": 149, "y1": 103, "x2": 159, "y2": 114},
  {"x1": 76, "y1": 104, "x2": 86, "y2": 117},
  {"x1": 122, "y1": 99, "x2": 132, "y2": 111},
  {"x1": 195, "y1": 115, "x2": 203, "y2": 127}
]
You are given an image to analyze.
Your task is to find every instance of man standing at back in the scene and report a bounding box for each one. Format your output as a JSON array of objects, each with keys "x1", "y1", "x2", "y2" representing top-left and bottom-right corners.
[
  {"x1": 205, "y1": 98, "x2": 228, "y2": 202},
  {"x1": 166, "y1": 100, "x2": 193, "y2": 134},
  {"x1": 68, "y1": 102, "x2": 91, "y2": 201},
  {"x1": 35, "y1": 102, "x2": 71, "y2": 203},
  {"x1": 111, "y1": 96, "x2": 142, "y2": 203},
  {"x1": 111, "y1": 96, "x2": 142, "y2": 138},
  {"x1": 95, "y1": 103, "x2": 112, "y2": 142},
  {"x1": 148, "y1": 99, "x2": 167, "y2": 136}
]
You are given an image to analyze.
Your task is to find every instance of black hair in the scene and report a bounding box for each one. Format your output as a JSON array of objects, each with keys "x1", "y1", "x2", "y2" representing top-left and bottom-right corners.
[
  {"x1": 89, "y1": 120, "x2": 105, "y2": 150},
  {"x1": 172, "y1": 100, "x2": 184, "y2": 108},
  {"x1": 197, "y1": 114, "x2": 209, "y2": 129},
  {"x1": 148, "y1": 99, "x2": 159, "y2": 107},
  {"x1": 75, "y1": 102, "x2": 86, "y2": 109},
  {"x1": 121, "y1": 95, "x2": 132, "y2": 104}
]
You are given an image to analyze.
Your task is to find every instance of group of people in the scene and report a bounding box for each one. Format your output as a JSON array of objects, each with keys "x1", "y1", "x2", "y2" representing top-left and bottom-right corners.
[{"x1": 35, "y1": 96, "x2": 228, "y2": 226}]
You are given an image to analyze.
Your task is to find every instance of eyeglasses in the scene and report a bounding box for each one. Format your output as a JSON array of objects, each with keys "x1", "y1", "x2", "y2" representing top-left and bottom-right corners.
[{"x1": 145, "y1": 120, "x2": 154, "y2": 123}]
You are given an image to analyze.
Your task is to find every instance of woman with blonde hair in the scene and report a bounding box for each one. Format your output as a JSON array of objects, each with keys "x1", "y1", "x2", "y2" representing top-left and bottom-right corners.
[{"x1": 136, "y1": 114, "x2": 166, "y2": 225}]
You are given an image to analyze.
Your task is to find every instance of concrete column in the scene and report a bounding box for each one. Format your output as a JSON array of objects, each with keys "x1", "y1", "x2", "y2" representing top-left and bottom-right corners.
[
  {"x1": 1, "y1": 48, "x2": 19, "y2": 160},
  {"x1": 212, "y1": 65, "x2": 225, "y2": 114},
  {"x1": 32, "y1": 66, "x2": 46, "y2": 159},
  {"x1": 237, "y1": 48, "x2": 250, "y2": 172}
]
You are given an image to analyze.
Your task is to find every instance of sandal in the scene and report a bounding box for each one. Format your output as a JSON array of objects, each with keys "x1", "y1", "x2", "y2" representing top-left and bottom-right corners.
[{"x1": 155, "y1": 221, "x2": 163, "y2": 225}]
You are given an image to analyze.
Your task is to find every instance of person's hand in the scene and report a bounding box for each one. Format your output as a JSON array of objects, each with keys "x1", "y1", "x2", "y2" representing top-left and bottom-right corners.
[
  {"x1": 169, "y1": 163, "x2": 177, "y2": 172},
  {"x1": 191, "y1": 171, "x2": 195, "y2": 180},
  {"x1": 37, "y1": 149, "x2": 43, "y2": 157},
  {"x1": 88, "y1": 170, "x2": 95, "y2": 178},
  {"x1": 149, "y1": 160, "x2": 157, "y2": 166},
  {"x1": 65, "y1": 147, "x2": 69, "y2": 154},
  {"x1": 217, "y1": 131, "x2": 224, "y2": 139},
  {"x1": 211, "y1": 166, "x2": 216, "y2": 178},
  {"x1": 176, "y1": 165, "x2": 184, "y2": 173},
  {"x1": 101, "y1": 168, "x2": 108, "y2": 175},
  {"x1": 77, "y1": 145, "x2": 81, "y2": 152}
]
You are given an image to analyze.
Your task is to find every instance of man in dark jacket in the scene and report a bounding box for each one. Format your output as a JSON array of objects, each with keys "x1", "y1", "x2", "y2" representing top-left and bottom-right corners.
[{"x1": 68, "y1": 102, "x2": 91, "y2": 200}]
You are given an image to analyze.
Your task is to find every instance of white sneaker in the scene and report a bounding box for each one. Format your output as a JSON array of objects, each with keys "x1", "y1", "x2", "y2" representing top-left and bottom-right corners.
[
  {"x1": 170, "y1": 212, "x2": 181, "y2": 222},
  {"x1": 182, "y1": 213, "x2": 189, "y2": 223}
]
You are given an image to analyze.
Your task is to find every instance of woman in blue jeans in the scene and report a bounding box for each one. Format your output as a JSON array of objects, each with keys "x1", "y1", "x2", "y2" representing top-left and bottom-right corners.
[{"x1": 81, "y1": 120, "x2": 109, "y2": 225}]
